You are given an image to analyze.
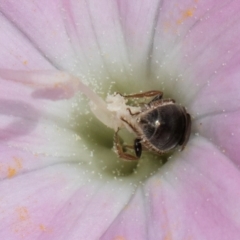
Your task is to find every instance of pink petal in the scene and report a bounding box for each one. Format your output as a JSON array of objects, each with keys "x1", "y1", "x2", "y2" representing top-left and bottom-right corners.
[
  {"x1": 0, "y1": 162, "x2": 136, "y2": 240},
  {"x1": 0, "y1": 0, "x2": 240, "y2": 240},
  {"x1": 103, "y1": 136, "x2": 240, "y2": 239},
  {"x1": 174, "y1": 1, "x2": 240, "y2": 166},
  {"x1": 195, "y1": 110, "x2": 240, "y2": 167},
  {"x1": 0, "y1": 12, "x2": 53, "y2": 69},
  {"x1": 100, "y1": 188, "x2": 147, "y2": 240},
  {"x1": 61, "y1": 0, "x2": 130, "y2": 76},
  {"x1": 0, "y1": 71, "x2": 136, "y2": 239},
  {"x1": 182, "y1": 0, "x2": 240, "y2": 112},
  {"x1": 0, "y1": 0, "x2": 131, "y2": 81},
  {"x1": 0, "y1": 0, "x2": 78, "y2": 71},
  {"x1": 123, "y1": 0, "x2": 240, "y2": 167},
  {"x1": 0, "y1": 73, "x2": 80, "y2": 174}
]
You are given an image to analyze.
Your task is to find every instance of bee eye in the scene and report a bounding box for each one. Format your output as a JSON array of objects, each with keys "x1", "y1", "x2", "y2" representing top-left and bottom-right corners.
[{"x1": 134, "y1": 139, "x2": 142, "y2": 158}]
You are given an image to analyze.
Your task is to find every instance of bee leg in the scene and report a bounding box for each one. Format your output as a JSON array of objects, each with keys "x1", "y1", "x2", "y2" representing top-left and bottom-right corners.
[
  {"x1": 118, "y1": 90, "x2": 169, "y2": 109},
  {"x1": 126, "y1": 108, "x2": 141, "y2": 116},
  {"x1": 113, "y1": 129, "x2": 139, "y2": 161},
  {"x1": 149, "y1": 97, "x2": 176, "y2": 107},
  {"x1": 120, "y1": 117, "x2": 139, "y2": 134},
  {"x1": 120, "y1": 90, "x2": 163, "y2": 99},
  {"x1": 148, "y1": 93, "x2": 163, "y2": 103}
]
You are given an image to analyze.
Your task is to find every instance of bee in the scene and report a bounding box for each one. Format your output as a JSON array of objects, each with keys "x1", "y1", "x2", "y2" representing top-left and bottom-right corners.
[{"x1": 113, "y1": 90, "x2": 191, "y2": 160}]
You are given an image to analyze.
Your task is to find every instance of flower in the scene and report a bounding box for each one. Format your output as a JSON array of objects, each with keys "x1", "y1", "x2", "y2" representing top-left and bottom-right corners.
[{"x1": 1, "y1": 0, "x2": 240, "y2": 240}]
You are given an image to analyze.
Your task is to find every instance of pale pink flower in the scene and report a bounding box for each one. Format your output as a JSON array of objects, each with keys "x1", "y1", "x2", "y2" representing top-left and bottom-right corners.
[{"x1": 0, "y1": 1, "x2": 240, "y2": 240}]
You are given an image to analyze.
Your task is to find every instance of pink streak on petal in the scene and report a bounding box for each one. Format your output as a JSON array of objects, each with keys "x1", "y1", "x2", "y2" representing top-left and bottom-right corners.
[
  {"x1": 190, "y1": 58, "x2": 240, "y2": 116},
  {"x1": 61, "y1": 0, "x2": 132, "y2": 85},
  {"x1": 182, "y1": 0, "x2": 240, "y2": 113},
  {"x1": 195, "y1": 111, "x2": 240, "y2": 167},
  {"x1": 100, "y1": 188, "x2": 147, "y2": 240},
  {"x1": 117, "y1": 0, "x2": 161, "y2": 78},
  {"x1": 0, "y1": 0, "x2": 79, "y2": 72},
  {"x1": 0, "y1": 12, "x2": 53, "y2": 70},
  {"x1": 47, "y1": 182, "x2": 134, "y2": 240}
]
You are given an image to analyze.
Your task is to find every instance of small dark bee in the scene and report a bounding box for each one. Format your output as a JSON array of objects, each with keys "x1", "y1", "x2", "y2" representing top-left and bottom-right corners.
[{"x1": 114, "y1": 90, "x2": 191, "y2": 160}]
